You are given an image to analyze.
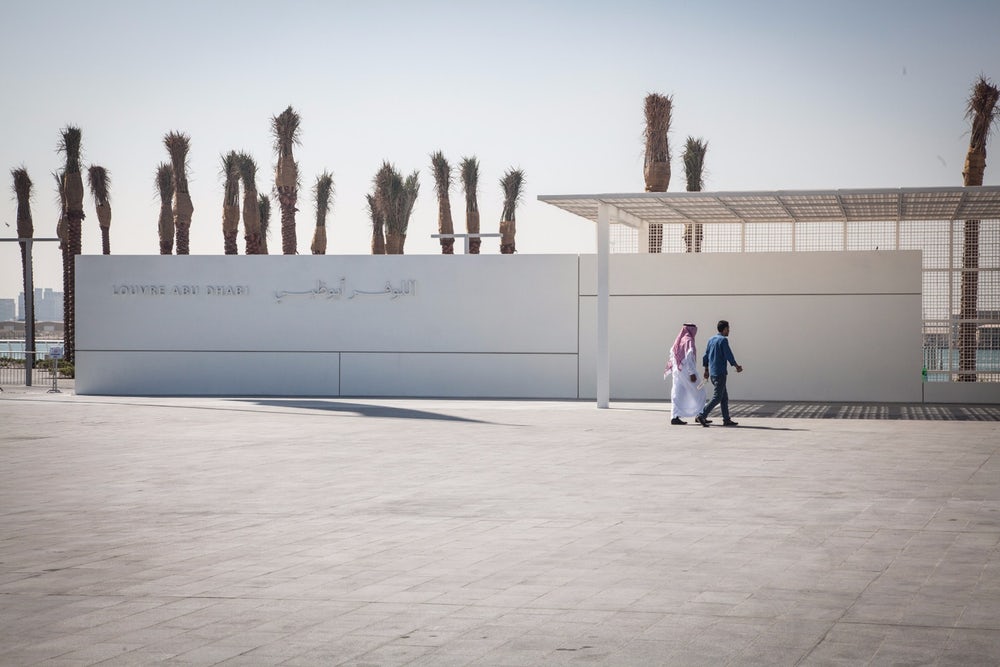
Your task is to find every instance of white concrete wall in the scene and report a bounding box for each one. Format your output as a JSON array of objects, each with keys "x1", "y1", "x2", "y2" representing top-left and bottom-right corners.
[
  {"x1": 577, "y1": 251, "x2": 923, "y2": 402},
  {"x1": 75, "y1": 255, "x2": 579, "y2": 396},
  {"x1": 76, "y1": 251, "x2": 922, "y2": 402}
]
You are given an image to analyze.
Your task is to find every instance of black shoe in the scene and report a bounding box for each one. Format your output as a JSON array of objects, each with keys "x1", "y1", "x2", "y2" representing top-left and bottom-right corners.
[
  {"x1": 671, "y1": 417, "x2": 687, "y2": 425},
  {"x1": 695, "y1": 415, "x2": 709, "y2": 427},
  {"x1": 722, "y1": 420, "x2": 739, "y2": 427},
  {"x1": 705, "y1": 419, "x2": 714, "y2": 424}
]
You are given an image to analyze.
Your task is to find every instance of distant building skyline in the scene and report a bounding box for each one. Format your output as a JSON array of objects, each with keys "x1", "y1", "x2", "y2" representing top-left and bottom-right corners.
[
  {"x1": 0, "y1": 298, "x2": 14, "y2": 322},
  {"x1": 16, "y1": 288, "x2": 62, "y2": 322}
]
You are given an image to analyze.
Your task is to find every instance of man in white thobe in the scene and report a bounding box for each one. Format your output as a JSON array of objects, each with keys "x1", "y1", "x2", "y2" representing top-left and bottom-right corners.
[{"x1": 664, "y1": 323, "x2": 707, "y2": 425}]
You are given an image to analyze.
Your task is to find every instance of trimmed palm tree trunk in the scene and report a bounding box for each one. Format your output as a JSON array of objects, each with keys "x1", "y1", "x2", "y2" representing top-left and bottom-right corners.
[
  {"x1": 12, "y1": 168, "x2": 35, "y2": 368},
  {"x1": 367, "y1": 194, "x2": 384, "y2": 255},
  {"x1": 272, "y1": 106, "x2": 301, "y2": 255},
  {"x1": 682, "y1": 137, "x2": 708, "y2": 253},
  {"x1": 375, "y1": 162, "x2": 403, "y2": 254},
  {"x1": 460, "y1": 157, "x2": 481, "y2": 254},
  {"x1": 238, "y1": 153, "x2": 263, "y2": 254},
  {"x1": 959, "y1": 76, "x2": 999, "y2": 382},
  {"x1": 221, "y1": 152, "x2": 240, "y2": 255},
  {"x1": 399, "y1": 171, "x2": 419, "y2": 254},
  {"x1": 156, "y1": 163, "x2": 174, "y2": 254},
  {"x1": 311, "y1": 171, "x2": 334, "y2": 255},
  {"x1": 431, "y1": 151, "x2": 455, "y2": 254},
  {"x1": 54, "y1": 171, "x2": 68, "y2": 334},
  {"x1": 499, "y1": 168, "x2": 524, "y2": 254},
  {"x1": 87, "y1": 166, "x2": 112, "y2": 255},
  {"x1": 165, "y1": 132, "x2": 193, "y2": 255},
  {"x1": 58, "y1": 127, "x2": 85, "y2": 365},
  {"x1": 643, "y1": 93, "x2": 672, "y2": 253},
  {"x1": 258, "y1": 194, "x2": 271, "y2": 255}
]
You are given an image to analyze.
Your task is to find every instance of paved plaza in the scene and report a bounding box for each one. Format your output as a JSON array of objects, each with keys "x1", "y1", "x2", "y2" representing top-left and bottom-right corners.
[{"x1": 1, "y1": 386, "x2": 999, "y2": 666}]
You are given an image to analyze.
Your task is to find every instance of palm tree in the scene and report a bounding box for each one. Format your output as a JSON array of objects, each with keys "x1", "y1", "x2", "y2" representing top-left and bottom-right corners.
[
  {"x1": 367, "y1": 193, "x2": 384, "y2": 255},
  {"x1": 258, "y1": 193, "x2": 271, "y2": 255},
  {"x1": 375, "y1": 163, "x2": 419, "y2": 255},
  {"x1": 58, "y1": 126, "x2": 85, "y2": 364},
  {"x1": 311, "y1": 171, "x2": 334, "y2": 255},
  {"x1": 237, "y1": 152, "x2": 263, "y2": 254},
  {"x1": 460, "y1": 157, "x2": 481, "y2": 254},
  {"x1": 643, "y1": 93, "x2": 672, "y2": 253},
  {"x1": 87, "y1": 166, "x2": 112, "y2": 255},
  {"x1": 374, "y1": 162, "x2": 401, "y2": 254},
  {"x1": 12, "y1": 167, "x2": 34, "y2": 366},
  {"x1": 430, "y1": 151, "x2": 455, "y2": 254},
  {"x1": 221, "y1": 151, "x2": 240, "y2": 255},
  {"x1": 54, "y1": 171, "x2": 66, "y2": 251},
  {"x1": 164, "y1": 131, "x2": 193, "y2": 255},
  {"x1": 682, "y1": 137, "x2": 708, "y2": 253},
  {"x1": 272, "y1": 106, "x2": 301, "y2": 255},
  {"x1": 400, "y1": 170, "x2": 420, "y2": 254},
  {"x1": 499, "y1": 168, "x2": 524, "y2": 254},
  {"x1": 155, "y1": 163, "x2": 174, "y2": 254},
  {"x1": 959, "y1": 75, "x2": 1000, "y2": 382}
]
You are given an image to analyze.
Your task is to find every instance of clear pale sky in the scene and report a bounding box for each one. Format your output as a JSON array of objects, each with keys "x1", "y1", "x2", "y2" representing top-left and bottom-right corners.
[{"x1": 2, "y1": 0, "x2": 998, "y2": 301}]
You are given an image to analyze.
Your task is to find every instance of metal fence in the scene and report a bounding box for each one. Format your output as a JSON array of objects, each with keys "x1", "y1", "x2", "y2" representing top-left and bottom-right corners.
[
  {"x1": 611, "y1": 218, "x2": 1000, "y2": 382},
  {"x1": 0, "y1": 341, "x2": 64, "y2": 388}
]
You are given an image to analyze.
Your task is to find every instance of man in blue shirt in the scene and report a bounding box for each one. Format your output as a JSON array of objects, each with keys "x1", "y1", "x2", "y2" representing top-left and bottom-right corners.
[{"x1": 696, "y1": 319, "x2": 743, "y2": 427}]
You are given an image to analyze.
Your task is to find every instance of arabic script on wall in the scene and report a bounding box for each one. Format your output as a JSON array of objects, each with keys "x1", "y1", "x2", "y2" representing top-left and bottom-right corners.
[{"x1": 275, "y1": 279, "x2": 416, "y2": 303}]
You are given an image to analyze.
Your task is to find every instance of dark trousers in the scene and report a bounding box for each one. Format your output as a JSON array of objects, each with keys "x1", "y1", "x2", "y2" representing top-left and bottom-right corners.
[{"x1": 701, "y1": 374, "x2": 729, "y2": 422}]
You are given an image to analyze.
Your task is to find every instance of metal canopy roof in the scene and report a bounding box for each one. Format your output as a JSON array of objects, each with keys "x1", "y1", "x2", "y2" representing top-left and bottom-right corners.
[{"x1": 539, "y1": 185, "x2": 1000, "y2": 227}]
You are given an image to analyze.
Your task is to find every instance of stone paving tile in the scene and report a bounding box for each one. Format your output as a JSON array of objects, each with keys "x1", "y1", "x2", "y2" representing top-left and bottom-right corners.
[{"x1": 1, "y1": 394, "x2": 999, "y2": 665}]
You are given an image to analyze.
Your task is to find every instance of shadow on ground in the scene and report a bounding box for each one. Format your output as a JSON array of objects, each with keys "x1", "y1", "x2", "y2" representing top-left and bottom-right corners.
[{"x1": 235, "y1": 399, "x2": 492, "y2": 424}]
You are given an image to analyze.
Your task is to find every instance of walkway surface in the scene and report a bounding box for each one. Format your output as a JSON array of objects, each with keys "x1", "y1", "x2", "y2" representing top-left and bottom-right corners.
[{"x1": 1, "y1": 387, "x2": 999, "y2": 666}]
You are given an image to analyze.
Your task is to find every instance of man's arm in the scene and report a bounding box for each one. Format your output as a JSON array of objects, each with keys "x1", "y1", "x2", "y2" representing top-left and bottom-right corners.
[{"x1": 724, "y1": 339, "x2": 743, "y2": 373}]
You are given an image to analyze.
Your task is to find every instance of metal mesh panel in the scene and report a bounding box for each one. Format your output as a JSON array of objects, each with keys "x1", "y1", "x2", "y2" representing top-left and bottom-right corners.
[
  {"x1": 746, "y1": 223, "x2": 793, "y2": 252},
  {"x1": 610, "y1": 224, "x2": 637, "y2": 254},
  {"x1": 793, "y1": 222, "x2": 843, "y2": 252},
  {"x1": 702, "y1": 223, "x2": 742, "y2": 253},
  {"x1": 663, "y1": 224, "x2": 688, "y2": 254},
  {"x1": 847, "y1": 221, "x2": 897, "y2": 251}
]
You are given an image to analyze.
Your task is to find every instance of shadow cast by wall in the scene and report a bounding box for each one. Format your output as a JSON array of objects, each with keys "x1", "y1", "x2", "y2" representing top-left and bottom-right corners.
[{"x1": 236, "y1": 399, "x2": 492, "y2": 424}]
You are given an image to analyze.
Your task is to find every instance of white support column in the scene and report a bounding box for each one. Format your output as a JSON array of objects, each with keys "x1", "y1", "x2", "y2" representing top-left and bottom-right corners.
[
  {"x1": 596, "y1": 203, "x2": 611, "y2": 408},
  {"x1": 638, "y1": 220, "x2": 650, "y2": 255}
]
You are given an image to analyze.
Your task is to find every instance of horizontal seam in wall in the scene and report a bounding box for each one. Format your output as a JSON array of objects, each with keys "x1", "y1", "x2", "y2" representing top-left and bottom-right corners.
[
  {"x1": 76, "y1": 350, "x2": 581, "y2": 355},
  {"x1": 577, "y1": 292, "x2": 921, "y2": 297}
]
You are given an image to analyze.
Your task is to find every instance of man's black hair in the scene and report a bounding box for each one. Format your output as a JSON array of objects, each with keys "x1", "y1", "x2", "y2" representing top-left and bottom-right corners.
[{"x1": 717, "y1": 319, "x2": 729, "y2": 333}]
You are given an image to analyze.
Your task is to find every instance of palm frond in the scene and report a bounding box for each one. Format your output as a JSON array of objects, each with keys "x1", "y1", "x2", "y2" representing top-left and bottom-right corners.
[
  {"x1": 643, "y1": 93, "x2": 673, "y2": 164},
  {"x1": 58, "y1": 126, "x2": 83, "y2": 173},
  {"x1": 460, "y1": 157, "x2": 479, "y2": 190},
  {"x1": 374, "y1": 161, "x2": 400, "y2": 223},
  {"x1": 258, "y1": 193, "x2": 272, "y2": 235},
  {"x1": 430, "y1": 151, "x2": 451, "y2": 196},
  {"x1": 236, "y1": 152, "x2": 258, "y2": 189},
  {"x1": 500, "y1": 168, "x2": 525, "y2": 221},
  {"x1": 12, "y1": 167, "x2": 32, "y2": 201},
  {"x1": 53, "y1": 170, "x2": 65, "y2": 205},
  {"x1": 87, "y1": 165, "x2": 111, "y2": 205},
  {"x1": 682, "y1": 137, "x2": 708, "y2": 192},
  {"x1": 366, "y1": 193, "x2": 380, "y2": 228},
  {"x1": 271, "y1": 106, "x2": 302, "y2": 157},
  {"x1": 402, "y1": 170, "x2": 420, "y2": 225},
  {"x1": 12, "y1": 167, "x2": 33, "y2": 238},
  {"x1": 155, "y1": 163, "x2": 174, "y2": 201},
  {"x1": 163, "y1": 131, "x2": 191, "y2": 174},
  {"x1": 221, "y1": 151, "x2": 240, "y2": 206},
  {"x1": 460, "y1": 156, "x2": 479, "y2": 213},
  {"x1": 967, "y1": 75, "x2": 1000, "y2": 151},
  {"x1": 314, "y1": 171, "x2": 334, "y2": 226}
]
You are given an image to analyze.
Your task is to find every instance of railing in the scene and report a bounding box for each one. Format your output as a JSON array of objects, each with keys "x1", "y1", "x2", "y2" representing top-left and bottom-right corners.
[{"x1": 0, "y1": 341, "x2": 65, "y2": 387}]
